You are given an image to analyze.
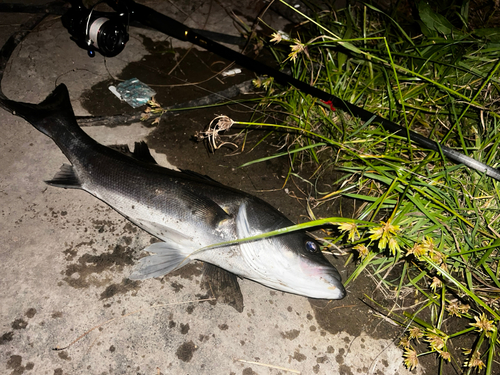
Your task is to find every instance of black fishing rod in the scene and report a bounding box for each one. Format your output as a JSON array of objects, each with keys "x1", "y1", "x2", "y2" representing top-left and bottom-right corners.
[{"x1": 108, "y1": 0, "x2": 500, "y2": 181}]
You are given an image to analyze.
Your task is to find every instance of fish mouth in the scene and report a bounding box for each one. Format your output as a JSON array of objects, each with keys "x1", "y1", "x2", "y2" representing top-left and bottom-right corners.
[
  {"x1": 296, "y1": 263, "x2": 346, "y2": 299},
  {"x1": 329, "y1": 268, "x2": 343, "y2": 283},
  {"x1": 327, "y1": 283, "x2": 346, "y2": 299},
  {"x1": 285, "y1": 274, "x2": 346, "y2": 300},
  {"x1": 320, "y1": 272, "x2": 346, "y2": 299},
  {"x1": 301, "y1": 281, "x2": 345, "y2": 300},
  {"x1": 320, "y1": 266, "x2": 345, "y2": 293},
  {"x1": 281, "y1": 281, "x2": 347, "y2": 300}
]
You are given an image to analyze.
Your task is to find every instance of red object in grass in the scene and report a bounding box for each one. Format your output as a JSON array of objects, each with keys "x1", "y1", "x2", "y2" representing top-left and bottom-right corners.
[{"x1": 321, "y1": 100, "x2": 336, "y2": 111}]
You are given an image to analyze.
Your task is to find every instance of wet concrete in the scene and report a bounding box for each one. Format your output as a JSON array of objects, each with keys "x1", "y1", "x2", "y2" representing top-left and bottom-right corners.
[{"x1": 0, "y1": 1, "x2": 427, "y2": 374}]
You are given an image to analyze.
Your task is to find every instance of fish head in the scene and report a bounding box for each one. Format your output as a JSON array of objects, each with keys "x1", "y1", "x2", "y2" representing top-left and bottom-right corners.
[
  {"x1": 264, "y1": 231, "x2": 346, "y2": 299},
  {"x1": 237, "y1": 201, "x2": 346, "y2": 299}
]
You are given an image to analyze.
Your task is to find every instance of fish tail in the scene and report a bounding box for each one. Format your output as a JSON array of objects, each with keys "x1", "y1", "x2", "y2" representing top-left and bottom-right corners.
[{"x1": 0, "y1": 84, "x2": 94, "y2": 157}]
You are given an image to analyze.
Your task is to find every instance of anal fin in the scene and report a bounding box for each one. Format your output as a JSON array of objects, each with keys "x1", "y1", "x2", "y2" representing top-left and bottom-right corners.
[
  {"x1": 45, "y1": 164, "x2": 81, "y2": 189},
  {"x1": 201, "y1": 263, "x2": 244, "y2": 312}
]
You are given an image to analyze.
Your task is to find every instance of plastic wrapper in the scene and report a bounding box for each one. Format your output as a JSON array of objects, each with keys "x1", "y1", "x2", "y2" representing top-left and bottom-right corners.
[{"x1": 109, "y1": 78, "x2": 156, "y2": 108}]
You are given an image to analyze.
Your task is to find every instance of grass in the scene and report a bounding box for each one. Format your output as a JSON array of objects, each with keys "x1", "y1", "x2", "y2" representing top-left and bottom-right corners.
[{"x1": 233, "y1": 0, "x2": 500, "y2": 373}]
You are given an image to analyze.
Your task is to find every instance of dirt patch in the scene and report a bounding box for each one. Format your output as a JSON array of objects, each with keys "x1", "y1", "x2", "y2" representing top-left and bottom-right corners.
[
  {"x1": 6, "y1": 355, "x2": 34, "y2": 375},
  {"x1": 99, "y1": 278, "x2": 140, "y2": 299},
  {"x1": 11, "y1": 319, "x2": 27, "y2": 330},
  {"x1": 175, "y1": 341, "x2": 198, "y2": 362},
  {"x1": 57, "y1": 351, "x2": 71, "y2": 361},
  {"x1": 281, "y1": 329, "x2": 300, "y2": 340},
  {"x1": 0, "y1": 331, "x2": 14, "y2": 345},
  {"x1": 24, "y1": 308, "x2": 36, "y2": 319},
  {"x1": 62, "y1": 244, "x2": 134, "y2": 288}
]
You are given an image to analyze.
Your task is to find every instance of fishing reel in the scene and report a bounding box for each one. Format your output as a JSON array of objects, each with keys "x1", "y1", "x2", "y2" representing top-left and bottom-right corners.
[{"x1": 62, "y1": 0, "x2": 129, "y2": 57}]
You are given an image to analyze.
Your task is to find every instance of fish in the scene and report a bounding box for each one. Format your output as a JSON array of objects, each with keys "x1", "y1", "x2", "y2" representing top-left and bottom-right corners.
[{"x1": 0, "y1": 84, "x2": 346, "y2": 307}]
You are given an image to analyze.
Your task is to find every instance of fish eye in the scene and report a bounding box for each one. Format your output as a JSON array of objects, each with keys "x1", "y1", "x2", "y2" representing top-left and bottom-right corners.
[{"x1": 305, "y1": 240, "x2": 319, "y2": 253}]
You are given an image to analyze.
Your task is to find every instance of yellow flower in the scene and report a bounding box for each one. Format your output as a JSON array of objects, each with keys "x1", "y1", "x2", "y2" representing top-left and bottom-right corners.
[
  {"x1": 338, "y1": 222, "x2": 359, "y2": 242},
  {"x1": 403, "y1": 347, "x2": 418, "y2": 371},
  {"x1": 439, "y1": 261, "x2": 449, "y2": 273},
  {"x1": 369, "y1": 226, "x2": 384, "y2": 241},
  {"x1": 353, "y1": 244, "x2": 369, "y2": 259},
  {"x1": 388, "y1": 237, "x2": 401, "y2": 255},
  {"x1": 429, "y1": 249, "x2": 445, "y2": 265},
  {"x1": 472, "y1": 358, "x2": 485, "y2": 370},
  {"x1": 446, "y1": 301, "x2": 470, "y2": 317},
  {"x1": 458, "y1": 303, "x2": 470, "y2": 315},
  {"x1": 408, "y1": 327, "x2": 424, "y2": 341},
  {"x1": 438, "y1": 349, "x2": 451, "y2": 362},
  {"x1": 252, "y1": 77, "x2": 273, "y2": 89},
  {"x1": 147, "y1": 97, "x2": 161, "y2": 108},
  {"x1": 425, "y1": 329, "x2": 447, "y2": 351},
  {"x1": 369, "y1": 220, "x2": 400, "y2": 251},
  {"x1": 406, "y1": 243, "x2": 427, "y2": 259},
  {"x1": 470, "y1": 313, "x2": 496, "y2": 337},
  {"x1": 252, "y1": 77, "x2": 263, "y2": 88},
  {"x1": 270, "y1": 30, "x2": 290, "y2": 44},
  {"x1": 262, "y1": 77, "x2": 274, "y2": 90},
  {"x1": 446, "y1": 301, "x2": 461, "y2": 317},
  {"x1": 399, "y1": 336, "x2": 411, "y2": 348},
  {"x1": 291, "y1": 39, "x2": 305, "y2": 53},
  {"x1": 430, "y1": 276, "x2": 442, "y2": 292},
  {"x1": 421, "y1": 236, "x2": 436, "y2": 251},
  {"x1": 465, "y1": 350, "x2": 485, "y2": 369},
  {"x1": 270, "y1": 32, "x2": 282, "y2": 44},
  {"x1": 288, "y1": 39, "x2": 305, "y2": 63}
]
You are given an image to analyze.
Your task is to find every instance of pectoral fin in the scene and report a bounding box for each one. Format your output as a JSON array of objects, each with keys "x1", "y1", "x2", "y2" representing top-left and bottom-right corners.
[{"x1": 129, "y1": 242, "x2": 191, "y2": 280}]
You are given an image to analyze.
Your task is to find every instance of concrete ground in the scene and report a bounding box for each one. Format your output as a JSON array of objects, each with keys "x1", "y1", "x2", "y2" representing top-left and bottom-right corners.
[{"x1": 0, "y1": 1, "x2": 425, "y2": 374}]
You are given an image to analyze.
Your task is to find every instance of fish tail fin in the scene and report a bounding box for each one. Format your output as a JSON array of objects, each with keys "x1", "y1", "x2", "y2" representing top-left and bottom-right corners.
[
  {"x1": 129, "y1": 242, "x2": 192, "y2": 280},
  {"x1": 0, "y1": 84, "x2": 93, "y2": 155}
]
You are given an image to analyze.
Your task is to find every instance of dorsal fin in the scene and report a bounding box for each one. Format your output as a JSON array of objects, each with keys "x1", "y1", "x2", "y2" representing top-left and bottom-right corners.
[{"x1": 132, "y1": 141, "x2": 158, "y2": 164}]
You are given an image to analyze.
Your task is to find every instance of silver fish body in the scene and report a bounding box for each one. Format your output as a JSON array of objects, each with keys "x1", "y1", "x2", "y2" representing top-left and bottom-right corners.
[{"x1": 0, "y1": 84, "x2": 346, "y2": 300}]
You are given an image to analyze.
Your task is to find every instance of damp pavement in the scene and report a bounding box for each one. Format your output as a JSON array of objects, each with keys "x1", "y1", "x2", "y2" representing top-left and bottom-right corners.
[{"x1": 0, "y1": 1, "x2": 426, "y2": 374}]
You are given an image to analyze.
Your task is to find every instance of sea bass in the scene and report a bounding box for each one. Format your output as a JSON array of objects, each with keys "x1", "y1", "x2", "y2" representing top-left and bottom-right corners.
[{"x1": 0, "y1": 84, "x2": 345, "y2": 301}]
